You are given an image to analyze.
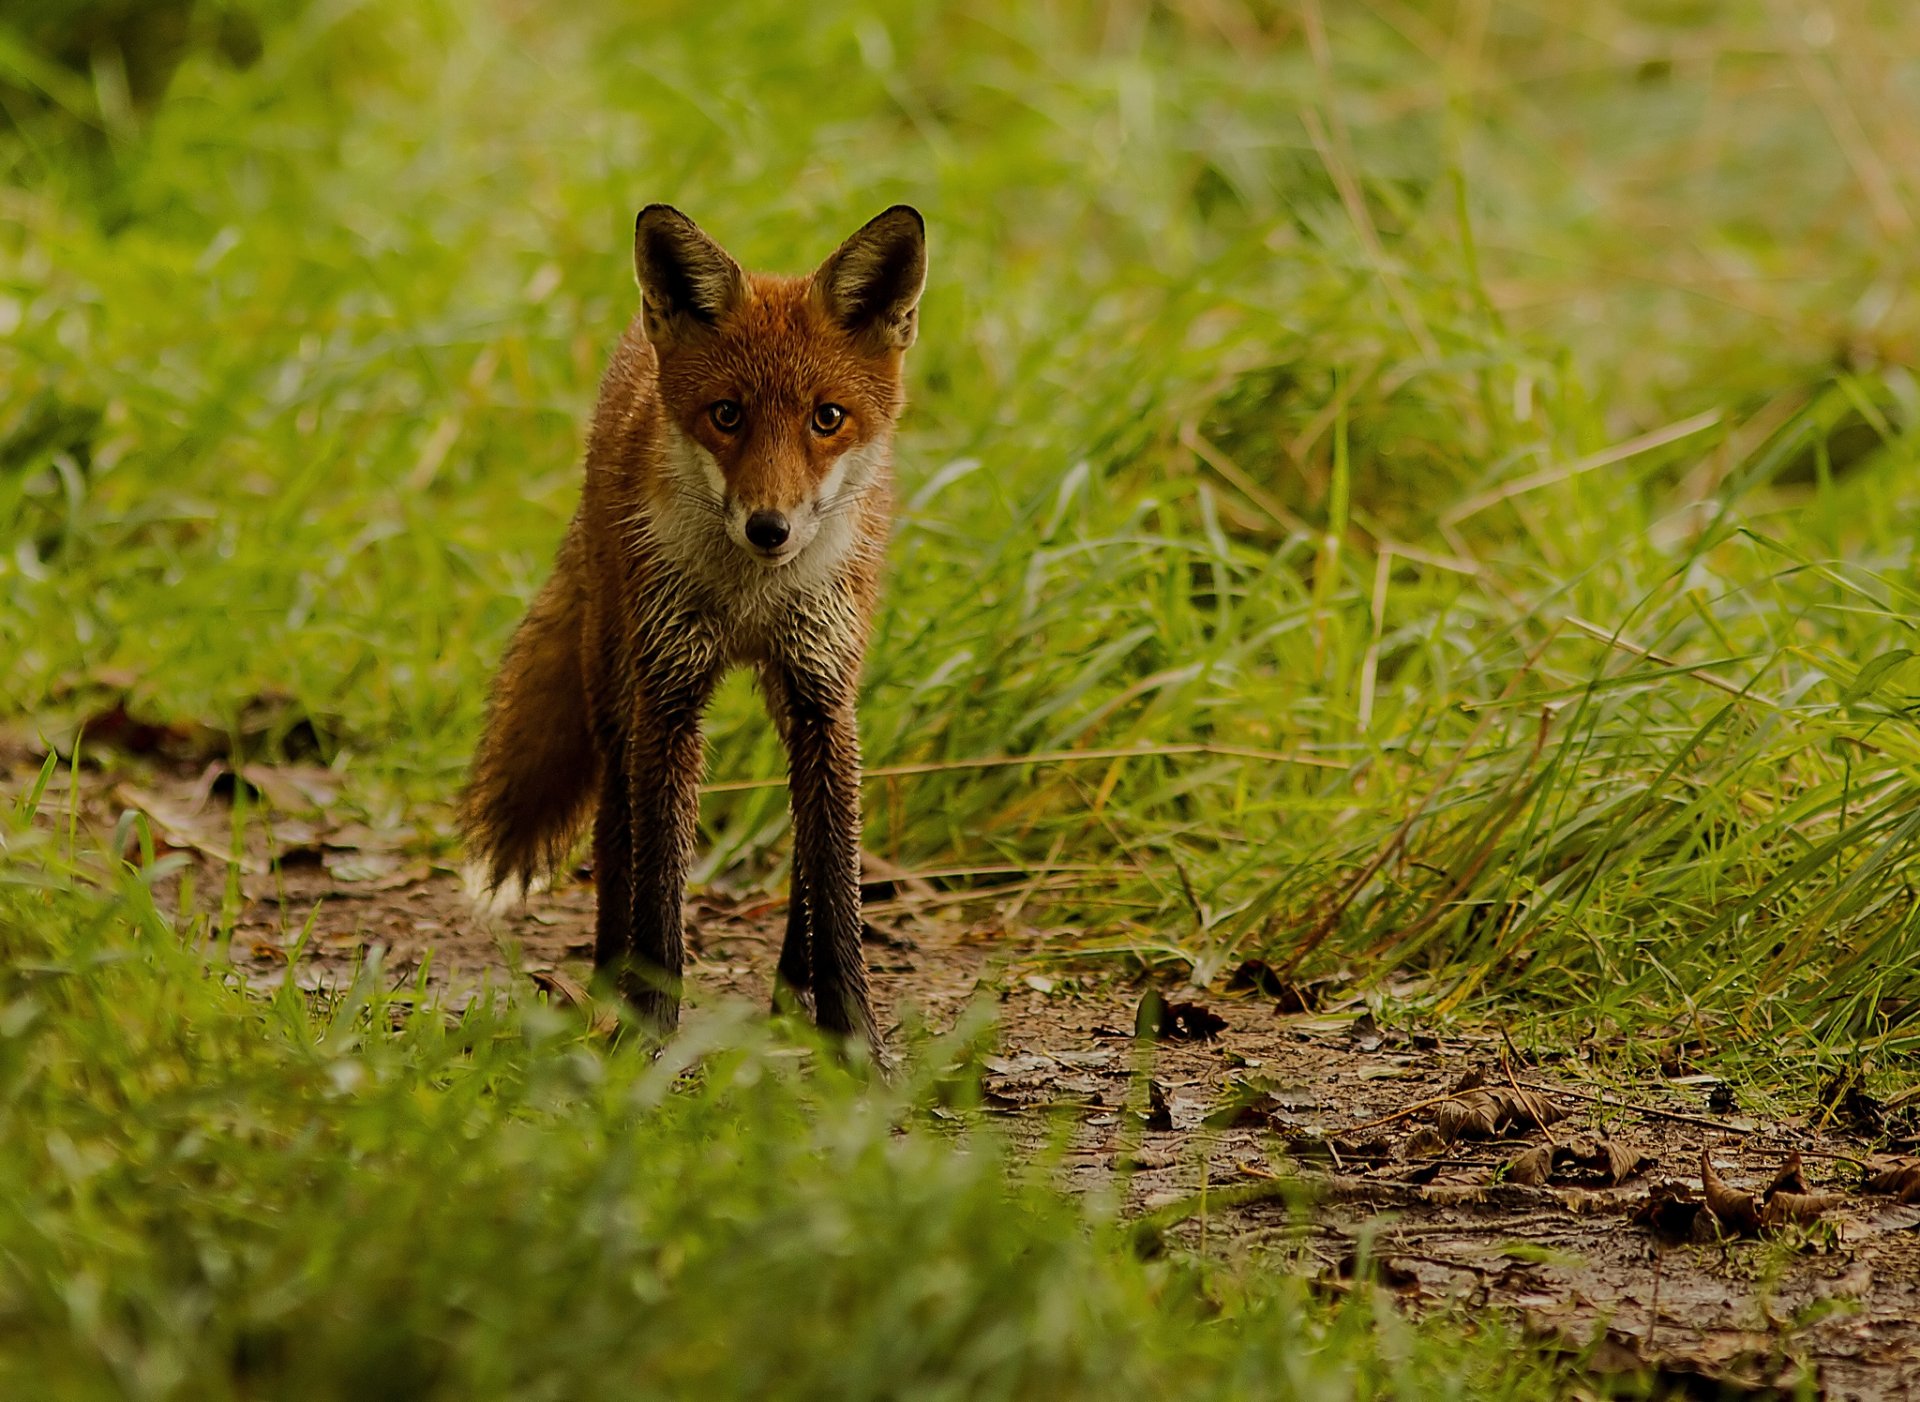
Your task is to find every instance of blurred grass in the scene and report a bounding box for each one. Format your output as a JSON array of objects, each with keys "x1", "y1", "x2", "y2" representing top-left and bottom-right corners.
[{"x1": 8, "y1": 0, "x2": 1920, "y2": 1391}]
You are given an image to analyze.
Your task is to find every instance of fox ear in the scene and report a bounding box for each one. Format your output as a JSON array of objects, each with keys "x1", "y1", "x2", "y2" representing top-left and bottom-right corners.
[
  {"x1": 633, "y1": 205, "x2": 747, "y2": 344},
  {"x1": 813, "y1": 205, "x2": 927, "y2": 352}
]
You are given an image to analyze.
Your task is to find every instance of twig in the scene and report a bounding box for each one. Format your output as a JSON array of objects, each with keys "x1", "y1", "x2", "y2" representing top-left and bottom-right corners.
[
  {"x1": 1516, "y1": 1078, "x2": 1751, "y2": 1135},
  {"x1": 1340, "y1": 1092, "x2": 1458, "y2": 1135},
  {"x1": 699, "y1": 741, "x2": 1344, "y2": 795}
]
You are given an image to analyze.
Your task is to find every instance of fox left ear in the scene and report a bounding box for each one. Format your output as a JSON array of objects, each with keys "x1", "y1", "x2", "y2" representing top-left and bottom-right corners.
[
  {"x1": 812, "y1": 205, "x2": 927, "y2": 353},
  {"x1": 634, "y1": 204, "x2": 748, "y2": 346}
]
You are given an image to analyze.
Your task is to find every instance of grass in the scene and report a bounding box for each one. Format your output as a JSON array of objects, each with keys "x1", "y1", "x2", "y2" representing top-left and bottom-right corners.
[
  {"x1": 2, "y1": 802, "x2": 1568, "y2": 1399},
  {"x1": 3, "y1": 0, "x2": 1919, "y2": 1393}
]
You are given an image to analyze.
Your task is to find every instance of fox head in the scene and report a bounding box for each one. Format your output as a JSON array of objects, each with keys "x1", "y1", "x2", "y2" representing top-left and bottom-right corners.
[{"x1": 633, "y1": 203, "x2": 926, "y2": 567}]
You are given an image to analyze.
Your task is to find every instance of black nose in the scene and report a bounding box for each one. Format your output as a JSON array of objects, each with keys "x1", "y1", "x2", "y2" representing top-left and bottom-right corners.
[{"x1": 744, "y1": 510, "x2": 790, "y2": 551}]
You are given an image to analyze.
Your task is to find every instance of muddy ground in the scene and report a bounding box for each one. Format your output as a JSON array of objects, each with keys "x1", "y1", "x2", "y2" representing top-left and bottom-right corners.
[{"x1": 16, "y1": 748, "x2": 1920, "y2": 1400}]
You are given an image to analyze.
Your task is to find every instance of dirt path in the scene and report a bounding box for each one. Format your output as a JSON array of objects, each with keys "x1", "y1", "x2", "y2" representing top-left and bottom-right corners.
[
  {"x1": 19, "y1": 750, "x2": 1920, "y2": 1399},
  {"x1": 222, "y1": 857, "x2": 1920, "y2": 1399}
]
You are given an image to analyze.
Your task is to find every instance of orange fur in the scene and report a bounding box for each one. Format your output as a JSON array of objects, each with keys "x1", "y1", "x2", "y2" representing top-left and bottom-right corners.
[{"x1": 463, "y1": 205, "x2": 926, "y2": 1057}]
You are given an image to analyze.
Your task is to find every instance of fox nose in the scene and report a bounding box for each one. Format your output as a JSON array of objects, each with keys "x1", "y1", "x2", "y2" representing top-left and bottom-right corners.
[{"x1": 744, "y1": 510, "x2": 791, "y2": 551}]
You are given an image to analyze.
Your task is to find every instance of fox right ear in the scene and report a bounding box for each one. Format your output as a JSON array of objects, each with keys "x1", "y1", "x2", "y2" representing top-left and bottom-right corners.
[
  {"x1": 813, "y1": 205, "x2": 927, "y2": 353},
  {"x1": 633, "y1": 205, "x2": 747, "y2": 344}
]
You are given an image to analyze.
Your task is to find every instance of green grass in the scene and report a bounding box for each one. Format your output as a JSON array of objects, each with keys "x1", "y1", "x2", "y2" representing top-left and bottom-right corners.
[
  {"x1": 2, "y1": 811, "x2": 1569, "y2": 1399},
  {"x1": 4, "y1": 0, "x2": 1920, "y2": 1393}
]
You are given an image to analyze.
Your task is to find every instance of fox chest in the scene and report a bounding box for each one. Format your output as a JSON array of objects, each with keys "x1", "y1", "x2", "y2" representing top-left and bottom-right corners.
[{"x1": 627, "y1": 508, "x2": 866, "y2": 682}]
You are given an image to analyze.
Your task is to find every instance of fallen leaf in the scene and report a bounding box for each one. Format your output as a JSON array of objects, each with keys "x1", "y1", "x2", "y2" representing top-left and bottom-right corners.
[
  {"x1": 1764, "y1": 1151, "x2": 1809, "y2": 1199},
  {"x1": 1820, "y1": 1073, "x2": 1887, "y2": 1136},
  {"x1": 1763, "y1": 1189, "x2": 1844, "y2": 1227},
  {"x1": 1436, "y1": 1089, "x2": 1502, "y2": 1139},
  {"x1": 1700, "y1": 1152, "x2": 1763, "y2": 1235},
  {"x1": 1633, "y1": 1180, "x2": 1708, "y2": 1241},
  {"x1": 1507, "y1": 1144, "x2": 1555, "y2": 1186},
  {"x1": 1862, "y1": 1158, "x2": 1920, "y2": 1203},
  {"x1": 1141, "y1": 1079, "x2": 1174, "y2": 1132},
  {"x1": 1430, "y1": 1086, "x2": 1565, "y2": 1143},
  {"x1": 113, "y1": 783, "x2": 264, "y2": 872},
  {"x1": 1402, "y1": 1126, "x2": 1447, "y2": 1159},
  {"x1": 235, "y1": 763, "x2": 340, "y2": 814},
  {"x1": 528, "y1": 968, "x2": 618, "y2": 1038}
]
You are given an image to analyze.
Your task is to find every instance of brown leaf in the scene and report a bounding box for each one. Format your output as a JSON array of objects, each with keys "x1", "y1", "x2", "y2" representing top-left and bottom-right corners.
[
  {"x1": 1402, "y1": 1126, "x2": 1447, "y2": 1159},
  {"x1": 1601, "y1": 1137, "x2": 1656, "y2": 1186},
  {"x1": 1431, "y1": 1086, "x2": 1566, "y2": 1143},
  {"x1": 1862, "y1": 1158, "x2": 1920, "y2": 1203},
  {"x1": 113, "y1": 782, "x2": 265, "y2": 873},
  {"x1": 1820, "y1": 1073, "x2": 1887, "y2": 1135},
  {"x1": 1763, "y1": 1150, "x2": 1810, "y2": 1200},
  {"x1": 527, "y1": 968, "x2": 618, "y2": 1038},
  {"x1": 1632, "y1": 1180, "x2": 1706, "y2": 1241},
  {"x1": 1141, "y1": 1079, "x2": 1174, "y2": 1132},
  {"x1": 1557, "y1": 1136, "x2": 1655, "y2": 1186},
  {"x1": 1762, "y1": 1190, "x2": 1843, "y2": 1227},
  {"x1": 1700, "y1": 1152, "x2": 1763, "y2": 1235},
  {"x1": 1224, "y1": 959, "x2": 1324, "y2": 1012},
  {"x1": 1498, "y1": 1087, "x2": 1567, "y2": 1132},
  {"x1": 235, "y1": 763, "x2": 339, "y2": 814},
  {"x1": 1435, "y1": 1089, "x2": 1503, "y2": 1140},
  {"x1": 1507, "y1": 1144, "x2": 1555, "y2": 1186}
]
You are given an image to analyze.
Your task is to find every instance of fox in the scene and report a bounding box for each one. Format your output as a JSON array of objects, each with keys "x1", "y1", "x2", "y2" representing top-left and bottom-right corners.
[{"x1": 462, "y1": 204, "x2": 928, "y2": 1061}]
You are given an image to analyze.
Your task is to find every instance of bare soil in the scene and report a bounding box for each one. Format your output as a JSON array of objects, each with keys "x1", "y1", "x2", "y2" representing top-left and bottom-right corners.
[{"x1": 19, "y1": 752, "x2": 1920, "y2": 1400}]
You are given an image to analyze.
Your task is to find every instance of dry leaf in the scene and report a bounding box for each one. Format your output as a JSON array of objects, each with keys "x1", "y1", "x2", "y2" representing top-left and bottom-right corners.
[
  {"x1": 1402, "y1": 1126, "x2": 1447, "y2": 1159},
  {"x1": 1700, "y1": 1152, "x2": 1763, "y2": 1235},
  {"x1": 1601, "y1": 1138, "x2": 1655, "y2": 1186},
  {"x1": 1862, "y1": 1159, "x2": 1920, "y2": 1204},
  {"x1": 1633, "y1": 1181, "x2": 1707, "y2": 1241},
  {"x1": 528, "y1": 968, "x2": 618, "y2": 1038},
  {"x1": 1431, "y1": 1087, "x2": 1566, "y2": 1143},
  {"x1": 1762, "y1": 1190, "x2": 1844, "y2": 1227},
  {"x1": 1436, "y1": 1089, "x2": 1503, "y2": 1139},
  {"x1": 1134, "y1": 991, "x2": 1227, "y2": 1042},
  {"x1": 1507, "y1": 1144, "x2": 1555, "y2": 1186},
  {"x1": 1764, "y1": 1151, "x2": 1810, "y2": 1200}
]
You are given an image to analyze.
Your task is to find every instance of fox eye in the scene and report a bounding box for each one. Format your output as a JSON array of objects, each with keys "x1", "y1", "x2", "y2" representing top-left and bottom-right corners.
[
  {"x1": 709, "y1": 400, "x2": 743, "y2": 433},
  {"x1": 811, "y1": 403, "x2": 847, "y2": 436}
]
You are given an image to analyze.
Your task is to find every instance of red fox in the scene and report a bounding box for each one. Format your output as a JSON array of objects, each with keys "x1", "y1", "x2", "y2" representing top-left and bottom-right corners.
[{"x1": 462, "y1": 205, "x2": 927, "y2": 1060}]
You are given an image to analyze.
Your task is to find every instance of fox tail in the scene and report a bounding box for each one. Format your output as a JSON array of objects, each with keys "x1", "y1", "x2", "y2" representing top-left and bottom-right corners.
[{"x1": 461, "y1": 541, "x2": 598, "y2": 906}]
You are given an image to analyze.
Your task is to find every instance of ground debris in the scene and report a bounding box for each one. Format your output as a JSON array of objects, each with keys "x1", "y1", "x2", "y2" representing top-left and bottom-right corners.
[
  {"x1": 1134, "y1": 990, "x2": 1227, "y2": 1042},
  {"x1": 1820, "y1": 1070, "x2": 1888, "y2": 1136},
  {"x1": 1223, "y1": 959, "x2": 1333, "y2": 1013},
  {"x1": 1862, "y1": 1157, "x2": 1920, "y2": 1203},
  {"x1": 1697, "y1": 1151, "x2": 1846, "y2": 1236},
  {"x1": 1504, "y1": 1135, "x2": 1653, "y2": 1188},
  {"x1": 1431, "y1": 1085, "x2": 1566, "y2": 1142},
  {"x1": 527, "y1": 968, "x2": 619, "y2": 1039},
  {"x1": 1528, "y1": 1318, "x2": 1813, "y2": 1398}
]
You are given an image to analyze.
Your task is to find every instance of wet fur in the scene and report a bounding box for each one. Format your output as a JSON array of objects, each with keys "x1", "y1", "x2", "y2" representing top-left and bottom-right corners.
[{"x1": 463, "y1": 206, "x2": 925, "y2": 1057}]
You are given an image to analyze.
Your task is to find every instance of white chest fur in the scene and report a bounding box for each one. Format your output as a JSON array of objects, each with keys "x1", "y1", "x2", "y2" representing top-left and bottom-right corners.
[{"x1": 629, "y1": 429, "x2": 878, "y2": 671}]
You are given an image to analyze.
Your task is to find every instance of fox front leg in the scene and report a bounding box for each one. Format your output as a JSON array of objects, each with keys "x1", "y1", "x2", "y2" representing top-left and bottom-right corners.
[
  {"x1": 765, "y1": 663, "x2": 882, "y2": 1060},
  {"x1": 772, "y1": 867, "x2": 814, "y2": 1016},
  {"x1": 615, "y1": 648, "x2": 720, "y2": 1033},
  {"x1": 758, "y1": 676, "x2": 815, "y2": 1017}
]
